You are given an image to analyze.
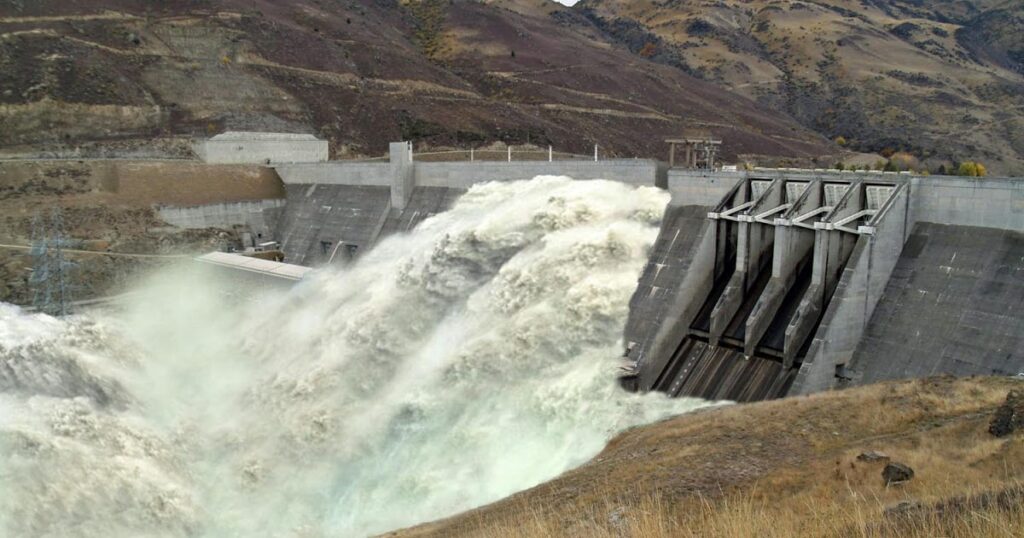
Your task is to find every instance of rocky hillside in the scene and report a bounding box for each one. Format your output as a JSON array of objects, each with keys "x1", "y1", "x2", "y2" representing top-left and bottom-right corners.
[
  {"x1": 576, "y1": 0, "x2": 1024, "y2": 174},
  {"x1": 0, "y1": 0, "x2": 832, "y2": 163}
]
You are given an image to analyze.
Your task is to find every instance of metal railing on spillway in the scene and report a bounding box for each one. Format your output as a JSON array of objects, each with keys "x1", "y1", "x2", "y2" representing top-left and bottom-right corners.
[{"x1": 332, "y1": 145, "x2": 611, "y2": 163}]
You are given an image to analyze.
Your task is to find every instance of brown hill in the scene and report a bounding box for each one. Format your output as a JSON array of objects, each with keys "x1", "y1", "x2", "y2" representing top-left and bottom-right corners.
[
  {"x1": 576, "y1": 0, "x2": 1024, "y2": 174},
  {"x1": 0, "y1": 0, "x2": 832, "y2": 162}
]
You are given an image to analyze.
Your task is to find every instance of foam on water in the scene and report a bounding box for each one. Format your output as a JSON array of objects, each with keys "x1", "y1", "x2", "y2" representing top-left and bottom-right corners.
[{"x1": 0, "y1": 176, "x2": 715, "y2": 537}]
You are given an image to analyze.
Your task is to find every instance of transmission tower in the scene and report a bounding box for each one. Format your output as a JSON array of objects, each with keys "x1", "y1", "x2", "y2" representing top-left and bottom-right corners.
[{"x1": 29, "y1": 207, "x2": 77, "y2": 316}]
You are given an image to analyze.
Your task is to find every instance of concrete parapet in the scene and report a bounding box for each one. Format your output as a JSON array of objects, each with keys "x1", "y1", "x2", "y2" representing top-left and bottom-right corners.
[{"x1": 413, "y1": 159, "x2": 659, "y2": 188}]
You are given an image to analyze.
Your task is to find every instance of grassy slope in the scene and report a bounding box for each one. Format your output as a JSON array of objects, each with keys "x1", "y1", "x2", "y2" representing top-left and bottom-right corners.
[
  {"x1": 391, "y1": 376, "x2": 1024, "y2": 537},
  {"x1": 577, "y1": 0, "x2": 1024, "y2": 175}
]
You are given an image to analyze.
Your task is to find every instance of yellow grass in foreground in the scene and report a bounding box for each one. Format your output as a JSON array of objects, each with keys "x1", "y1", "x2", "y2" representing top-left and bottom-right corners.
[
  {"x1": 393, "y1": 376, "x2": 1024, "y2": 538},
  {"x1": 475, "y1": 483, "x2": 1024, "y2": 538}
]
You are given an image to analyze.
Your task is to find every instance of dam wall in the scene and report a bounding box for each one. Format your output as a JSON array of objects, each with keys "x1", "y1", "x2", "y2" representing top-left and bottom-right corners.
[
  {"x1": 277, "y1": 156, "x2": 659, "y2": 191},
  {"x1": 155, "y1": 199, "x2": 286, "y2": 239},
  {"x1": 274, "y1": 184, "x2": 392, "y2": 266},
  {"x1": 849, "y1": 222, "x2": 1024, "y2": 382},
  {"x1": 628, "y1": 170, "x2": 1024, "y2": 401},
  {"x1": 276, "y1": 162, "x2": 393, "y2": 186},
  {"x1": 270, "y1": 142, "x2": 661, "y2": 264}
]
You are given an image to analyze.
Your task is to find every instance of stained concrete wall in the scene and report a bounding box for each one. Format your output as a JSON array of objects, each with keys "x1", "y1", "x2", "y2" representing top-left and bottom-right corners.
[
  {"x1": 637, "y1": 220, "x2": 721, "y2": 390},
  {"x1": 156, "y1": 199, "x2": 286, "y2": 239},
  {"x1": 271, "y1": 150, "x2": 661, "y2": 268},
  {"x1": 378, "y1": 187, "x2": 465, "y2": 238},
  {"x1": 276, "y1": 162, "x2": 392, "y2": 186},
  {"x1": 274, "y1": 184, "x2": 391, "y2": 266},
  {"x1": 850, "y1": 223, "x2": 1024, "y2": 381},
  {"x1": 667, "y1": 169, "x2": 744, "y2": 206},
  {"x1": 790, "y1": 183, "x2": 912, "y2": 394},
  {"x1": 626, "y1": 206, "x2": 715, "y2": 378},
  {"x1": 911, "y1": 176, "x2": 1024, "y2": 232}
]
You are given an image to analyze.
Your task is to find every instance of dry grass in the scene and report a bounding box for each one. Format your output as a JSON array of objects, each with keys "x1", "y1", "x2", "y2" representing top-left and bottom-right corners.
[
  {"x1": 469, "y1": 484, "x2": 1024, "y2": 538},
  {"x1": 390, "y1": 376, "x2": 1024, "y2": 538}
]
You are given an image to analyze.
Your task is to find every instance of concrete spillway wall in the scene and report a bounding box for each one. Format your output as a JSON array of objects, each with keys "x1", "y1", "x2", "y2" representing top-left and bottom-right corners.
[
  {"x1": 156, "y1": 199, "x2": 286, "y2": 240},
  {"x1": 630, "y1": 169, "x2": 1024, "y2": 401}
]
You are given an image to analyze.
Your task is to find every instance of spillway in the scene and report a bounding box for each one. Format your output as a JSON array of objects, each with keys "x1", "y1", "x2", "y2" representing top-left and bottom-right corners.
[
  {"x1": 624, "y1": 169, "x2": 1024, "y2": 402},
  {"x1": 0, "y1": 177, "x2": 715, "y2": 537}
]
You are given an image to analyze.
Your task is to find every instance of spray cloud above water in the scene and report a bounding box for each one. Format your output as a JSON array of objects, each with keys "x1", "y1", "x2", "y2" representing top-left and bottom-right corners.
[{"x1": 0, "y1": 176, "x2": 715, "y2": 537}]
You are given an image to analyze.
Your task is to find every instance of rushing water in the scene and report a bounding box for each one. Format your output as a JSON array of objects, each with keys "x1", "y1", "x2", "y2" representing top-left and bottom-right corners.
[{"x1": 0, "y1": 176, "x2": 714, "y2": 537}]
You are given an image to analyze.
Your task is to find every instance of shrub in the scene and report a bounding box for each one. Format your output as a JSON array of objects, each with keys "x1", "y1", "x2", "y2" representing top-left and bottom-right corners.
[{"x1": 957, "y1": 161, "x2": 987, "y2": 177}]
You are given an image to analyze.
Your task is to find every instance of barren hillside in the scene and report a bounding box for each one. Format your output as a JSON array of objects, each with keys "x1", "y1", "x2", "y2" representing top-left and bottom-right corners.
[
  {"x1": 0, "y1": 0, "x2": 832, "y2": 163},
  {"x1": 577, "y1": 0, "x2": 1024, "y2": 174}
]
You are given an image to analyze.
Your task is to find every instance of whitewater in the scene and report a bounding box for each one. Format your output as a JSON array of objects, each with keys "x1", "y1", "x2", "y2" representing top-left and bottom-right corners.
[{"x1": 0, "y1": 176, "x2": 714, "y2": 537}]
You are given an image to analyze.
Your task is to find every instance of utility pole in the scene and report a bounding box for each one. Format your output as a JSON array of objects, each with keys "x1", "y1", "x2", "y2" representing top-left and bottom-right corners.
[{"x1": 29, "y1": 207, "x2": 76, "y2": 316}]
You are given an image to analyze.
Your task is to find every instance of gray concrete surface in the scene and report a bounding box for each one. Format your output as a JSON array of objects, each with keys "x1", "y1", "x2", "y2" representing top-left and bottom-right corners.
[
  {"x1": 197, "y1": 132, "x2": 328, "y2": 164},
  {"x1": 911, "y1": 176, "x2": 1024, "y2": 232},
  {"x1": 276, "y1": 162, "x2": 393, "y2": 186},
  {"x1": 848, "y1": 223, "x2": 1024, "y2": 382},
  {"x1": 274, "y1": 184, "x2": 391, "y2": 266},
  {"x1": 625, "y1": 205, "x2": 715, "y2": 384},
  {"x1": 156, "y1": 199, "x2": 285, "y2": 240},
  {"x1": 378, "y1": 187, "x2": 466, "y2": 238}
]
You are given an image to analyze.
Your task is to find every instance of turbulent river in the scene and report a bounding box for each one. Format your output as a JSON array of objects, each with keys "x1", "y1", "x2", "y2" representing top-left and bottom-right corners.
[{"x1": 0, "y1": 177, "x2": 714, "y2": 537}]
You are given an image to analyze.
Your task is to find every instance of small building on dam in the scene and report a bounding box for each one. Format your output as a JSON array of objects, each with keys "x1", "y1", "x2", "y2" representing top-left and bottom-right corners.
[{"x1": 185, "y1": 134, "x2": 1023, "y2": 402}]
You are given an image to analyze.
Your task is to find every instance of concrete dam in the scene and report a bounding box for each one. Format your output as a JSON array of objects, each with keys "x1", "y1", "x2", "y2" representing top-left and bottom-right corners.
[
  {"x1": 623, "y1": 169, "x2": 1024, "y2": 401},
  {"x1": 190, "y1": 136, "x2": 1023, "y2": 402}
]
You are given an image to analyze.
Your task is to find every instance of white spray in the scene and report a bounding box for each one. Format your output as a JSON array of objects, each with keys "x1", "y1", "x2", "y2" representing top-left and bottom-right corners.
[{"x1": 0, "y1": 177, "x2": 715, "y2": 537}]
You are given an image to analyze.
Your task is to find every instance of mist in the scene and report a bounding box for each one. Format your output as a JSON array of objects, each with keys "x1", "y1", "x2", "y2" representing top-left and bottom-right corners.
[{"x1": 0, "y1": 176, "x2": 716, "y2": 537}]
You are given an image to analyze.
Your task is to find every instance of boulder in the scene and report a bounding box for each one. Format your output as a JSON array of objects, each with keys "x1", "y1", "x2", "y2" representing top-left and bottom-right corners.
[
  {"x1": 857, "y1": 450, "x2": 890, "y2": 463},
  {"x1": 988, "y1": 389, "x2": 1024, "y2": 437},
  {"x1": 883, "y1": 462, "x2": 914, "y2": 486}
]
